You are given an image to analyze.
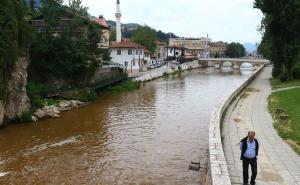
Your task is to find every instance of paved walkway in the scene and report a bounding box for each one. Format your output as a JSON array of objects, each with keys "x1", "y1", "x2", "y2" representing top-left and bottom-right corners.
[{"x1": 223, "y1": 66, "x2": 300, "y2": 185}]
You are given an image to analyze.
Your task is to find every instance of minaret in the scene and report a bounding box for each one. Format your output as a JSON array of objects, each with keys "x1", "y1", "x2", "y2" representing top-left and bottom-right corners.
[{"x1": 115, "y1": 0, "x2": 122, "y2": 43}]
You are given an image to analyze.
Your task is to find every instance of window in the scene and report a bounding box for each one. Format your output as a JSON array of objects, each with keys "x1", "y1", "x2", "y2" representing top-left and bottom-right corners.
[
  {"x1": 128, "y1": 49, "x2": 132, "y2": 55},
  {"x1": 117, "y1": 49, "x2": 121, "y2": 55},
  {"x1": 125, "y1": 61, "x2": 128, "y2": 66},
  {"x1": 140, "y1": 50, "x2": 143, "y2": 55},
  {"x1": 133, "y1": 61, "x2": 135, "y2": 66},
  {"x1": 170, "y1": 49, "x2": 173, "y2": 53},
  {"x1": 136, "y1": 50, "x2": 138, "y2": 55}
]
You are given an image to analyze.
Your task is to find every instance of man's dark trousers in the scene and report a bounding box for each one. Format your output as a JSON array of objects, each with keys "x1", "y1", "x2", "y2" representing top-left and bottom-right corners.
[{"x1": 243, "y1": 157, "x2": 257, "y2": 185}]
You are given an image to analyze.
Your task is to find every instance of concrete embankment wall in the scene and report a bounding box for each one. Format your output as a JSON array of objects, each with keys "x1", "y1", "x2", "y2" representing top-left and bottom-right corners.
[
  {"x1": 133, "y1": 60, "x2": 202, "y2": 82},
  {"x1": 205, "y1": 65, "x2": 265, "y2": 185}
]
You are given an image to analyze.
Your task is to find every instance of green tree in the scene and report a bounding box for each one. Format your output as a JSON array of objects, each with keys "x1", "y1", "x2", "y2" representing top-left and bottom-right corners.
[
  {"x1": 40, "y1": 0, "x2": 63, "y2": 33},
  {"x1": 131, "y1": 25, "x2": 157, "y2": 53},
  {"x1": 255, "y1": 0, "x2": 300, "y2": 80},
  {"x1": 225, "y1": 42, "x2": 246, "y2": 58},
  {"x1": 29, "y1": 0, "x2": 110, "y2": 87}
]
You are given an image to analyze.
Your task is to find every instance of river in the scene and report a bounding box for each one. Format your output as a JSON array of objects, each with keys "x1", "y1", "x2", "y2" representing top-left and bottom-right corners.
[{"x1": 0, "y1": 68, "x2": 253, "y2": 185}]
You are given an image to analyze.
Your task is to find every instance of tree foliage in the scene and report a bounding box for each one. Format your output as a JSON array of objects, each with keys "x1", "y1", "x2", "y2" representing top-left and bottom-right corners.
[
  {"x1": 225, "y1": 42, "x2": 246, "y2": 58},
  {"x1": 255, "y1": 0, "x2": 300, "y2": 80},
  {"x1": 29, "y1": 0, "x2": 110, "y2": 88},
  {"x1": 131, "y1": 25, "x2": 157, "y2": 53}
]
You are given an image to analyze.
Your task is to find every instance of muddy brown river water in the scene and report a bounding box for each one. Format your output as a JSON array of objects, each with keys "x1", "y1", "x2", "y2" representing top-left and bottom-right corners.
[{"x1": 0, "y1": 68, "x2": 253, "y2": 185}]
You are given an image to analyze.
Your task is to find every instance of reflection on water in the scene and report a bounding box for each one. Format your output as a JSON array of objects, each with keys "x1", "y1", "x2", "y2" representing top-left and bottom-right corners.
[{"x1": 0, "y1": 68, "x2": 253, "y2": 185}]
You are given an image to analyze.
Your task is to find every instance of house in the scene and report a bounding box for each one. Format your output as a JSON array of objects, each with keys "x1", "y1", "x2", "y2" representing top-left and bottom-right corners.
[
  {"x1": 165, "y1": 45, "x2": 186, "y2": 61},
  {"x1": 110, "y1": 39, "x2": 147, "y2": 73},
  {"x1": 209, "y1": 41, "x2": 226, "y2": 58},
  {"x1": 109, "y1": 0, "x2": 148, "y2": 73},
  {"x1": 169, "y1": 37, "x2": 212, "y2": 58},
  {"x1": 91, "y1": 15, "x2": 110, "y2": 48},
  {"x1": 30, "y1": 9, "x2": 89, "y2": 34},
  {"x1": 144, "y1": 49, "x2": 152, "y2": 67},
  {"x1": 154, "y1": 41, "x2": 167, "y2": 60}
]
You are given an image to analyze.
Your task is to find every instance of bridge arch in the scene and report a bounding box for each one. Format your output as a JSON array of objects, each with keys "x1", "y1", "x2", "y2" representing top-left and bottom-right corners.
[
  {"x1": 240, "y1": 62, "x2": 254, "y2": 70},
  {"x1": 221, "y1": 61, "x2": 233, "y2": 68}
]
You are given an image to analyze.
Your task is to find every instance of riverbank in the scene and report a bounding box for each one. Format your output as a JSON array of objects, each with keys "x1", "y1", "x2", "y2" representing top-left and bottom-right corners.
[
  {"x1": 269, "y1": 86, "x2": 300, "y2": 155},
  {"x1": 22, "y1": 62, "x2": 200, "y2": 123},
  {"x1": 223, "y1": 66, "x2": 300, "y2": 185},
  {"x1": 0, "y1": 67, "x2": 253, "y2": 184}
]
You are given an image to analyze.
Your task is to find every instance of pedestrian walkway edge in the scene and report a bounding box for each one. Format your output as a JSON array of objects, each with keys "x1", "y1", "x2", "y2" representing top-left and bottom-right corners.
[{"x1": 206, "y1": 65, "x2": 265, "y2": 185}]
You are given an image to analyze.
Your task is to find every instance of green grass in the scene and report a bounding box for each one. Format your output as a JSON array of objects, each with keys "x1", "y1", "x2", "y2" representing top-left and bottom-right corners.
[
  {"x1": 269, "y1": 88, "x2": 300, "y2": 154},
  {"x1": 271, "y1": 78, "x2": 300, "y2": 90}
]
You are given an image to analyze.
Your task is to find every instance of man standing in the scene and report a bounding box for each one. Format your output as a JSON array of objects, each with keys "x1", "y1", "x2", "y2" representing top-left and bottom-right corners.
[{"x1": 240, "y1": 131, "x2": 259, "y2": 185}]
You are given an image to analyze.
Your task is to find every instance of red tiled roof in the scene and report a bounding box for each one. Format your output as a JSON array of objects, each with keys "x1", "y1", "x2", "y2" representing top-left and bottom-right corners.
[
  {"x1": 144, "y1": 49, "x2": 151, "y2": 54},
  {"x1": 92, "y1": 17, "x2": 109, "y2": 29},
  {"x1": 210, "y1": 41, "x2": 225, "y2": 47},
  {"x1": 110, "y1": 39, "x2": 145, "y2": 49}
]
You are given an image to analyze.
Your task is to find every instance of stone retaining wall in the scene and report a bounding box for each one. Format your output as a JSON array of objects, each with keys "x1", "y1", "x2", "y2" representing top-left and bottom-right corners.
[
  {"x1": 206, "y1": 65, "x2": 265, "y2": 185},
  {"x1": 133, "y1": 60, "x2": 201, "y2": 82}
]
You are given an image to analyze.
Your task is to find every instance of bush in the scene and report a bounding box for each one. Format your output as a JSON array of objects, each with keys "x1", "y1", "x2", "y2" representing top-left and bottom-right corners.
[
  {"x1": 272, "y1": 67, "x2": 282, "y2": 78},
  {"x1": 178, "y1": 66, "x2": 182, "y2": 72},
  {"x1": 279, "y1": 72, "x2": 288, "y2": 82},
  {"x1": 20, "y1": 110, "x2": 34, "y2": 122},
  {"x1": 76, "y1": 89, "x2": 97, "y2": 102},
  {"x1": 292, "y1": 63, "x2": 300, "y2": 79},
  {"x1": 26, "y1": 81, "x2": 48, "y2": 99},
  {"x1": 107, "y1": 80, "x2": 141, "y2": 92}
]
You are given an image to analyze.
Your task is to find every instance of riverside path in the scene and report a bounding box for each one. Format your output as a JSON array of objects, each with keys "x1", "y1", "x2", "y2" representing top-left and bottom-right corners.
[{"x1": 223, "y1": 66, "x2": 300, "y2": 185}]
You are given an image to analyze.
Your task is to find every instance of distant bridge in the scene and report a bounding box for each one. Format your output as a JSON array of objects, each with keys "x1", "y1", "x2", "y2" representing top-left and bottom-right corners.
[{"x1": 198, "y1": 58, "x2": 270, "y2": 70}]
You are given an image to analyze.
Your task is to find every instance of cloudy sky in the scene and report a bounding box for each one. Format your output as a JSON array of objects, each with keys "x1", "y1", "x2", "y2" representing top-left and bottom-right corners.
[{"x1": 65, "y1": 0, "x2": 263, "y2": 43}]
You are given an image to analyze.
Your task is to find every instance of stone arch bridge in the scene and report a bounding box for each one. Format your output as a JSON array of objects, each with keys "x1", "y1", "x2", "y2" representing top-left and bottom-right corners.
[{"x1": 199, "y1": 58, "x2": 270, "y2": 70}]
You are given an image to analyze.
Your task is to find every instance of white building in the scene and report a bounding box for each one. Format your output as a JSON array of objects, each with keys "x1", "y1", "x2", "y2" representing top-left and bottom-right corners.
[
  {"x1": 109, "y1": 0, "x2": 147, "y2": 73},
  {"x1": 110, "y1": 39, "x2": 147, "y2": 73},
  {"x1": 165, "y1": 45, "x2": 185, "y2": 61}
]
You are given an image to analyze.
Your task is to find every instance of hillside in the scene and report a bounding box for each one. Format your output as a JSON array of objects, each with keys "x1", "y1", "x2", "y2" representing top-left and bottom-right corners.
[{"x1": 107, "y1": 20, "x2": 178, "y2": 42}]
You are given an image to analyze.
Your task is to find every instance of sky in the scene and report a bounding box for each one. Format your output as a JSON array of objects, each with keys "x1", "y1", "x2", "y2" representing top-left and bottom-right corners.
[{"x1": 64, "y1": 0, "x2": 263, "y2": 44}]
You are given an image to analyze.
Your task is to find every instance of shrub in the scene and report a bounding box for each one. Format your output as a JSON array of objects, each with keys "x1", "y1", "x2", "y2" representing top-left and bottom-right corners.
[
  {"x1": 292, "y1": 63, "x2": 300, "y2": 79},
  {"x1": 279, "y1": 72, "x2": 288, "y2": 82},
  {"x1": 76, "y1": 89, "x2": 97, "y2": 102},
  {"x1": 26, "y1": 81, "x2": 48, "y2": 99},
  {"x1": 20, "y1": 110, "x2": 34, "y2": 123},
  {"x1": 107, "y1": 80, "x2": 141, "y2": 92},
  {"x1": 178, "y1": 66, "x2": 182, "y2": 72},
  {"x1": 272, "y1": 67, "x2": 282, "y2": 78}
]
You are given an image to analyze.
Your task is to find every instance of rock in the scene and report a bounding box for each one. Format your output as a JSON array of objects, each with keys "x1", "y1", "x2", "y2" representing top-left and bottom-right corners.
[
  {"x1": 4, "y1": 55, "x2": 31, "y2": 121},
  {"x1": 0, "y1": 101, "x2": 4, "y2": 126},
  {"x1": 31, "y1": 115, "x2": 38, "y2": 122},
  {"x1": 70, "y1": 100, "x2": 79, "y2": 108},
  {"x1": 4, "y1": 57, "x2": 30, "y2": 121},
  {"x1": 34, "y1": 109, "x2": 46, "y2": 119}
]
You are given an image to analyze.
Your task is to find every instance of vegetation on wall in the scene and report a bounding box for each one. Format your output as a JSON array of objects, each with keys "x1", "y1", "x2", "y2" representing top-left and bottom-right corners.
[{"x1": 0, "y1": 0, "x2": 34, "y2": 101}]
